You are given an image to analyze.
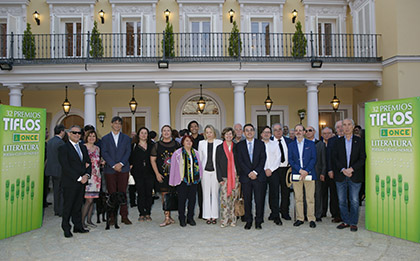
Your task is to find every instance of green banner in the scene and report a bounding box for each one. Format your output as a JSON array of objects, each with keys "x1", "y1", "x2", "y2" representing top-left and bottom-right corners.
[
  {"x1": 0, "y1": 105, "x2": 46, "y2": 240},
  {"x1": 365, "y1": 97, "x2": 420, "y2": 243}
]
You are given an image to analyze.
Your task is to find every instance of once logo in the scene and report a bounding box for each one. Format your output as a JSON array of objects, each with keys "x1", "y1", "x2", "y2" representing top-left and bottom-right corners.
[
  {"x1": 380, "y1": 128, "x2": 412, "y2": 138},
  {"x1": 13, "y1": 133, "x2": 40, "y2": 142}
]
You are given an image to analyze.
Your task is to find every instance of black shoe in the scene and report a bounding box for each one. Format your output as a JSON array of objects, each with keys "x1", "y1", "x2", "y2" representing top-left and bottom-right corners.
[
  {"x1": 255, "y1": 223, "x2": 262, "y2": 230},
  {"x1": 187, "y1": 219, "x2": 196, "y2": 226},
  {"x1": 130, "y1": 203, "x2": 137, "y2": 208},
  {"x1": 316, "y1": 218, "x2": 322, "y2": 222},
  {"x1": 180, "y1": 219, "x2": 186, "y2": 227},
  {"x1": 293, "y1": 220, "x2": 304, "y2": 227},
  {"x1": 73, "y1": 228, "x2": 89, "y2": 233},
  {"x1": 153, "y1": 195, "x2": 159, "y2": 200},
  {"x1": 241, "y1": 216, "x2": 246, "y2": 222},
  {"x1": 309, "y1": 221, "x2": 316, "y2": 228},
  {"x1": 64, "y1": 231, "x2": 73, "y2": 238},
  {"x1": 282, "y1": 214, "x2": 292, "y2": 220},
  {"x1": 244, "y1": 222, "x2": 252, "y2": 230},
  {"x1": 350, "y1": 225, "x2": 358, "y2": 232},
  {"x1": 268, "y1": 215, "x2": 274, "y2": 221},
  {"x1": 273, "y1": 217, "x2": 283, "y2": 226},
  {"x1": 337, "y1": 223, "x2": 350, "y2": 229}
]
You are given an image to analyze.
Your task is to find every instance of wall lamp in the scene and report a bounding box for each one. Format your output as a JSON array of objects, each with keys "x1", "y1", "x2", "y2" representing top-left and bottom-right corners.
[
  {"x1": 292, "y1": 9, "x2": 298, "y2": 24},
  {"x1": 62, "y1": 86, "x2": 71, "y2": 116},
  {"x1": 33, "y1": 11, "x2": 40, "y2": 26},
  {"x1": 97, "y1": 112, "x2": 106, "y2": 127},
  {"x1": 311, "y1": 58, "x2": 323, "y2": 68},
  {"x1": 229, "y1": 9, "x2": 235, "y2": 23},
  {"x1": 99, "y1": 10, "x2": 105, "y2": 24},
  {"x1": 164, "y1": 9, "x2": 171, "y2": 23},
  {"x1": 158, "y1": 60, "x2": 169, "y2": 69},
  {"x1": 0, "y1": 61, "x2": 13, "y2": 71}
]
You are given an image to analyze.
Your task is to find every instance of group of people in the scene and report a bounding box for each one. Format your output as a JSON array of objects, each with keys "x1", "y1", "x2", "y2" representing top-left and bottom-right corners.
[{"x1": 45, "y1": 116, "x2": 366, "y2": 238}]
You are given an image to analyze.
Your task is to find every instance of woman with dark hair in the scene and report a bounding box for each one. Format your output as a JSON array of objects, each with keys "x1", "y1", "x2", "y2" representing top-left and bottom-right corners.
[
  {"x1": 150, "y1": 125, "x2": 180, "y2": 227},
  {"x1": 81, "y1": 130, "x2": 101, "y2": 229},
  {"x1": 169, "y1": 135, "x2": 203, "y2": 227},
  {"x1": 130, "y1": 127, "x2": 154, "y2": 221},
  {"x1": 216, "y1": 127, "x2": 240, "y2": 227}
]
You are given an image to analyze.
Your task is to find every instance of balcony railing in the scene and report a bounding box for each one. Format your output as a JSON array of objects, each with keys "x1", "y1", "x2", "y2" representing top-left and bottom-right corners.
[{"x1": 0, "y1": 32, "x2": 381, "y2": 65}]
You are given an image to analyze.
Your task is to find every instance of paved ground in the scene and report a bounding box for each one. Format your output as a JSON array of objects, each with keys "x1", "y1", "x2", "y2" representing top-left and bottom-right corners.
[{"x1": 1, "y1": 194, "x2": 419, "y2": 261}]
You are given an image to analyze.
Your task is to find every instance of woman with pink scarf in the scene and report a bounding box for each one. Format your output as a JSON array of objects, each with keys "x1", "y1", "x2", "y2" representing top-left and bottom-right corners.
[{"x1": 216, "y1": 127, "x2": 240, "y2": 227}]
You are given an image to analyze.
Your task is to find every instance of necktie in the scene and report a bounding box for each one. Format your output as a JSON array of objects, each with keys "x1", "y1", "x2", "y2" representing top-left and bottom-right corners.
[
  {"x1": 248, "y1": 141, "x2": 253, "y2": 162},
  {"x1": 279, "y1": 139, "x2": 285, "y2": 163},
  {"x1": 75, "y1": 143, "x2": 83, "y2": 161}
]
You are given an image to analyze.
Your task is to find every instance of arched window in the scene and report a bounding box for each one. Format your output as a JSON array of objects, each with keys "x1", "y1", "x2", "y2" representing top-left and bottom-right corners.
[{"x1": 182, "y1": 95, "x2": 219, "y2": 115}]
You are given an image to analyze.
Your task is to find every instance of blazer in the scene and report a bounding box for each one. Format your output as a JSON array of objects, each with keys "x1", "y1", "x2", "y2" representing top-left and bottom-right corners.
[
  {"x1": 236, "y1": 139, "x2": 267, "y2": 184},
  {"x1": 45, "y1": 136, "x2": 65, "y2": 177},
  {"x1": 326, "y1": 135, "x2": 339, "y2": 172},
  {"x1": 169, "y1": 148, "x2": 203, "y2": 186},
  {"x1": 332, "y1": 135, "x2": 366, "y2": 183},
  {"x1": 58, "y1": 141, "x2": 92, "y2": 189},
  {"x1": 215, "y1": 142, "x2": 239, "y2": 182},
  {"x1": 288, "y1": 138, "x2": 317, "y2": 180},
  {"x1": 198, "y1": 139, "x2": 223, "y2": 172},
  {"x1": 101, "y1": 131, "x2": 132, "y2": 174}
]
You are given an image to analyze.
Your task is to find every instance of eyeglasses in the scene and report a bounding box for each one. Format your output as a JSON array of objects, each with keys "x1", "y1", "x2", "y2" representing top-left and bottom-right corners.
[{"x1": 70, "y1": 131, "x2": 82, "y2": 135}]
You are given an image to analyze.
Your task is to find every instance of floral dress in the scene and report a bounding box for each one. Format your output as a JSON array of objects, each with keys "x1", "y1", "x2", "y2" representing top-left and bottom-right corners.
[{"x1": 84, "y1": 145, "x2": 101, "y2": 198}]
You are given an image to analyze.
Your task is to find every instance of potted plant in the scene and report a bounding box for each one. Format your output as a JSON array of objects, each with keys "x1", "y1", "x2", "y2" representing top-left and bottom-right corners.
[
  {"x1": 291, "y1": 21, "x2": 307, "y2": 58},
  {"x1": 90, "y1": 21, "x2": 104, "y2": 58},
  {"x1": 22, "y1": 23, "x2": 36, "y2": 60},
  {"x1": 228, "y1": 21, "x2": 242, "y2": 57},
  {"x1": 162, "y1": 22, "x2": 175, "y2": 58}
]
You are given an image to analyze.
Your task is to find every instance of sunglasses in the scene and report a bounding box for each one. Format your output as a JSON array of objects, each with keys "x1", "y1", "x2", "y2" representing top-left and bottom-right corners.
[
  {"x1": 70, "y1": 131, "x2": 82, "y2": 135},
  {"x1": 307, "y1": 129, "x2": 314, "y2": 132}
]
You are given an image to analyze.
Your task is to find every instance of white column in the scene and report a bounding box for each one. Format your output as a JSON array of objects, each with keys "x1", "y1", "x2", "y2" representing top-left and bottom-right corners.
[
  {"x1": 232, "y1": 81, "x2": 247, "y2": 126},
  {"x1": 155, "y1": 81, "x2": 172, "y2": 129},
  {"x1": 80, "y1": 82, "x2": 98, "y2": 128},
  {"x1": 306, "y1": 80, "x2": 322, "y2": 139},
  {"x1": 6, "y1": 83, "x2": 24, "y2": 107}
]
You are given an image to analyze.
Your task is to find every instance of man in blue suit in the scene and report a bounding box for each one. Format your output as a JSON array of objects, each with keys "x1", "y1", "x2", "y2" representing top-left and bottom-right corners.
[
  {"x1": 288, "y1": 124, "x2": 317, "y2": 228},
  {"x1": 102, "y1": 116, "x2": 132, "y2": 225},
  {"x1": 236, "y1": 124, "x2": 267, "y2": 230}
]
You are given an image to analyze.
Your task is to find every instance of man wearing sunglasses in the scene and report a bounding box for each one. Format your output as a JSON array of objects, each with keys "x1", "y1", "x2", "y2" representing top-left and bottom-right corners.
[
  {"x1": 58, "y1": 125, "x2": 92, "y2": 238},
  {"x1": 305, "y1": 126, "x2": 326, "y2": 222}
]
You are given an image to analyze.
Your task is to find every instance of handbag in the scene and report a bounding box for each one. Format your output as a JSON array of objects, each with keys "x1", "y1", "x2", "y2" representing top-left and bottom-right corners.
[
  {"x1": 162, "y1": 192, "x2": 179, "y2": 211},
  {"x1": 128, "y1": 173, "x2": 135, "y2": 185},
  {"x1": 234, "y1": 184, "x2": 245, "y2": 217}
]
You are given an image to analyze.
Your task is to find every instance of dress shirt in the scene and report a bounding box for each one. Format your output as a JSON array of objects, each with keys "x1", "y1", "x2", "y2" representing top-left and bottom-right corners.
[
  {"x1": 69, "y1": 139, "x2": 87, "y2": 181},
  {"x1": 297, "y1": 139, "x2": 305, "y2": 169},
  {"x1": 264, "y1": 140, "x2": 281, "y2": 172},
  {"x1": 112, "y1": 131, "x2": 120, "y2": 147},
  {"x1": 345, "y1": 135, "x2": 353, "y2": 168},
  {"x1": 274, "y1": 137, "x2": 288, "y2": 167},
  {"x1": 246, "y1": 139, "x2": 258, "y2": 176}
]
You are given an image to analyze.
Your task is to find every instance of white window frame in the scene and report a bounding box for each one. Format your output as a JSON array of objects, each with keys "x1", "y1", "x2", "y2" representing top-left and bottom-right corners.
[
  {"x1": 112, "y1": 106, "x2": 151, "y2": 134},
  {"x1": 251, "y1": 105, "x2": 289, "y2": 138},
  {"x1": 121, "y1": 16, "x2": 143, "y2": 57}
]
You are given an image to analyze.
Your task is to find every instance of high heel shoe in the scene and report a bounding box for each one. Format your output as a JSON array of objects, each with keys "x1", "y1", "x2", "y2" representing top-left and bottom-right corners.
[{"x1": 160, "y1": 211, "x2": 173, "y2": 227}]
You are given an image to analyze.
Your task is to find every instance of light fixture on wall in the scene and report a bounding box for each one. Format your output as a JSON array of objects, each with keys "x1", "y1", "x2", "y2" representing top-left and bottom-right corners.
[
  {"x1": 229, "y1": 9, "x2": 235, "y2": 23},
  {"x1": 197, "y1": 84, "x2": 206, "y2": 114},
  {"x1": 99, "y1": 10, "x2": 105, "y2": 24},
  {"x1": 264, "y1": 84, "x2": 273, "y2": 113},
  {"x1": 311, "y1": 58, "x2": 323, "y2": 68},
  {"x1": 298, "y1": 109, "x2": 306, "y2": 124},
  {"x1": 330, "y1": 83, "x2": 341, "y2": 112},
  {"x1": 129, "y1": 85, "x2": 138, "y2": 114},
  {"x1": 0, "y1": 61, "x2": 13, "y2": 70},
  {"x1": 164, "y1": 9, "x2": 171, "y2": 23},
  {"x1": 292, "y1": 9, "x2": 298, "y2": 23},
  {"x1": 33, "y1": 11, "x2": 40, "y2": 26},
  {"x1": 97, "y1": 112, "x2": 106, "y2": 127},
  {"x1": 62, "y1": 86, "x2": 71, "y2": 116}
]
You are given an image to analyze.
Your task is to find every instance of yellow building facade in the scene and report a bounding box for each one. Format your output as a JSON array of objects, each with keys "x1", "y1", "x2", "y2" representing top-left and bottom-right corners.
[{"x1": 0, "y1": 0, "x2": 419, "y2": 138}]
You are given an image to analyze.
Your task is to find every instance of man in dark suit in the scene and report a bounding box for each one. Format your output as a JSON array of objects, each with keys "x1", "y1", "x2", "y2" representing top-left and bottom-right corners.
[
  {"x1": 45, "y1": 124, "x2": 66, "y2": 216},
  {"x1": 270, "y1": 123, "x2": 293, "y2": 221},
  {"x1": 325, "y1": 121, "x2": 343, "y2": 223},
  {"x1": 102, "y1": 116, "x2": 132, "y2": 225},
  {"x1": 236, "y1": 124, "x2": 267, "y2": 230},
  {"x1": 332, "y1": 119, "x2": 366, "y2": 232},
  {"x1": 58, "y1": 125, "x2": 92, "y2": 238},
  {"x1": 288, "y1": 124, "x2": 317, "y2": 228}
]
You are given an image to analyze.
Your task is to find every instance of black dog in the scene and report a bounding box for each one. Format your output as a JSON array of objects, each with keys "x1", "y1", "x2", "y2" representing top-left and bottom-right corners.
[
  {"x1": 95, "y1": 192, "x2": 108, "y2": 224},
  {"x1": 105, "y1": 192, "x2": 127, "y2": 230}
]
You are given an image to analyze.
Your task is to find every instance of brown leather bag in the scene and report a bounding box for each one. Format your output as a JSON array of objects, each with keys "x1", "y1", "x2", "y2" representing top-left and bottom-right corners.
[{"x1": 234, "y1": 184, "x2": 245, "y2": 217}]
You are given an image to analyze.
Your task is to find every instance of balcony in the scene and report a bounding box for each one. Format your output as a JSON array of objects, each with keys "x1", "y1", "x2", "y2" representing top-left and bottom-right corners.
[{"x1": 0, "y1": 32, "x2": 381, "y2": 66}]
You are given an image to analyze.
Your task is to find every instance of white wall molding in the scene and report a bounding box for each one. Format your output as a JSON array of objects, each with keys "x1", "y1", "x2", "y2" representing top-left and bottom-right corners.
[{"x1": 382, "y1": 55, "x2": 420, "y2": 67}]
